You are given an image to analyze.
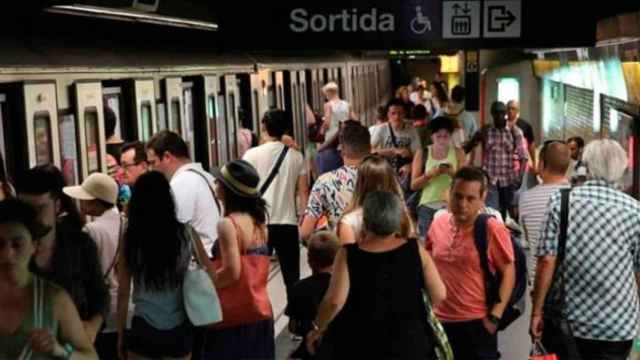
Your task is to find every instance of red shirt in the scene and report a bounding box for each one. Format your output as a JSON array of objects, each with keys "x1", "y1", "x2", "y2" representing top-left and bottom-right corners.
[{"x1": 426, "y1": 213, "x2": 514, "y2": 322}]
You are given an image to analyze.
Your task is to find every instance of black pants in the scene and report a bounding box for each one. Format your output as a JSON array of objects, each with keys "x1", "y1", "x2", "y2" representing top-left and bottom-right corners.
[
  {"x1": 267, "y1": 224, "x2": 300, "y2": 302},
  {"x1": 443, "y1": 320, "x2": 499, "y2": 360},
  {"x1": 575, "y1": 338, "x2": 632, "y2": 360}
]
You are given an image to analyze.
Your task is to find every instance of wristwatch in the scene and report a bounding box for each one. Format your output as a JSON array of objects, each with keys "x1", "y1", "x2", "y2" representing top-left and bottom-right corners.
[{"x1": 487, "y1": 314, "x2": 501, "y2": 326}]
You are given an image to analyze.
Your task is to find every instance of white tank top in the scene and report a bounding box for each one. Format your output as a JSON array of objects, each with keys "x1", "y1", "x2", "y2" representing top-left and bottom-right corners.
[{"x1": 324, "y1": 99, "x2": 349, "y2": 145}]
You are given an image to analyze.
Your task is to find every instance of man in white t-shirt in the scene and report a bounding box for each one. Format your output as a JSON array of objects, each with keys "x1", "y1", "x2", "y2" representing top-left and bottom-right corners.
[
  {"x1": 146, "y1": 130, "x2": 221, "y2": 258},
  {"x1": 372, "y1": 98, "x2": 421, "y2": 177},
  {"x1": 243, "y1": 109, "x2": 309, "y2": 301}
]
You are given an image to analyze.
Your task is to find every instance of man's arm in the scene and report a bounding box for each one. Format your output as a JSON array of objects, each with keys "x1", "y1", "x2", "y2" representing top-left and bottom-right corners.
[{"x1": 300, "y1": 215, "x2": 319, "y2": 245}]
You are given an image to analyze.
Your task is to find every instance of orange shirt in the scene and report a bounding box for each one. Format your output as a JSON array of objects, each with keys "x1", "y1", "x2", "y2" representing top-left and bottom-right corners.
[{"x1": 426, "y1": 213, "x2": 514, "y2": 323}]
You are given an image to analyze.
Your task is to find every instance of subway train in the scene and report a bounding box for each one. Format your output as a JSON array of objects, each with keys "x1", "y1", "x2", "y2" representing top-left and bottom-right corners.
[{"x1": 0, "y1": 53, "x2": 391, "y2": 185}]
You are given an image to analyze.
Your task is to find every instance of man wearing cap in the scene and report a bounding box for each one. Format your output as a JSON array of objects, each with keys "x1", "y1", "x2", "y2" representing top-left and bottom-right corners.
[{"x1": 63, "y1": 173, "x2": 124, "y2": 359}]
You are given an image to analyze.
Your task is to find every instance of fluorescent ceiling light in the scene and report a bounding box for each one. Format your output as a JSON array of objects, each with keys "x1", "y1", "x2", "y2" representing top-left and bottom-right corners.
[{"x1": 45, "y1": 4, "x2": 218, "y2": 31}]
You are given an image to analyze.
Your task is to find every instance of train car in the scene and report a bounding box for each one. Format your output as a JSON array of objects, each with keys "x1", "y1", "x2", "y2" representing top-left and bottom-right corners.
[{"x1": 0, "y1": 52, "x2": 390, "y2": 186}]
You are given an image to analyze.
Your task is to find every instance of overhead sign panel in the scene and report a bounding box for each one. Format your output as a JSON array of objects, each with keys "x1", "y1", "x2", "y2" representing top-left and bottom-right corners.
[
  {"x1": 483, "y1": 0, "x2": 521, "y2": 38},
  {"x1": 442, "y1": 1, "x2": 481, "y2": 39}
]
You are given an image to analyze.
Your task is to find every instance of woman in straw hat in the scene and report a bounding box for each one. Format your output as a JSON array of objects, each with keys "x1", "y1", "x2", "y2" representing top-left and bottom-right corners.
[{"x1": 203, "y1": 160, "x2": 275, "y2": 359}]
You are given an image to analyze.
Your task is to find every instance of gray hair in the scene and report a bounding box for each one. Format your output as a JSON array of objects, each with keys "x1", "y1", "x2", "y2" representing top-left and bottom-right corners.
[
  {"x1": 582, "y1": 139, "x2": 628, "y2": 183},
  {"x1": 363, "y1": 191, "x2": 402, "y2": 236}
]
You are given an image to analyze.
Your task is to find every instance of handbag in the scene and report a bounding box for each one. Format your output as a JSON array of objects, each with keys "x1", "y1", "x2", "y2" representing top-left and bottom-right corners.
[
  {"x1": 182, "y1": 226, "x2": 223, "y2": 327},
  {"x1": 212, "y1": 216, "x2": 272, "y2": 329},
  {"x1": 18, "y1": 276, "x2": 45, "y2": 360},
  {"x1": 530, "y1": 340, "x2": 558, "y2": 360},
  {"x1": 411, "y1": 239, "x2": 454, "y2": 360}
]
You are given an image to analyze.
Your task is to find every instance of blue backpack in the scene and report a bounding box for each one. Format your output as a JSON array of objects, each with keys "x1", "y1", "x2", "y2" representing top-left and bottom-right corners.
[{"x1": 473, "y1": 214, "x2": 528, "y2": 331}]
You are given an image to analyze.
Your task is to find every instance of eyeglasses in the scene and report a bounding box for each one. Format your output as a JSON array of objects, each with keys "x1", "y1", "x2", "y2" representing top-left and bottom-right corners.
[{"x1": 121, "y1": 161, "x2": 146, "y2": 171}]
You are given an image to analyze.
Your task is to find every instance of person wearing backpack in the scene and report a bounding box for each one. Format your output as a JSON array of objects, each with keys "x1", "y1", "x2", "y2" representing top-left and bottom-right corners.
[{"x1": 426, "y1": 166, "x2": 515, "y2": 360}]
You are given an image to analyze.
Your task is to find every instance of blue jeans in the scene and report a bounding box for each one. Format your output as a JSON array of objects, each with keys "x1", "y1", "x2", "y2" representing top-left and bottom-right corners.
[
  {"x1": 417, "y1": 205, "x2": 441, "y2": 241},
  {"x1": 486, "y1": 184, "x2": 517, "y2": 220}
]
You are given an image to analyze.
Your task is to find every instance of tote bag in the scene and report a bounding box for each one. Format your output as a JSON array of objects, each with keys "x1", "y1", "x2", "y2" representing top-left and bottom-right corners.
[
  {"x1": 183, "y1": 226, "x2": 223, "y2": 327},
  {"x1": 212, "y1": 217, "x2": 272, "y2": 329}
]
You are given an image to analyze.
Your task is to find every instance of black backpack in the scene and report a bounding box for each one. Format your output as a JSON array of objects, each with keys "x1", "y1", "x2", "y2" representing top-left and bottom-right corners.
[{"x1": 473, "y1": 214, "x2": 528, "y2": 331}]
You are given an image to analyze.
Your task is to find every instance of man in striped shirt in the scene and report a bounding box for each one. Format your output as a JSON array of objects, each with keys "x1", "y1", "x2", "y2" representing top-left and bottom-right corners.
[{"x1": 518, "y1": 141, "x2": 570, "y2": 282}]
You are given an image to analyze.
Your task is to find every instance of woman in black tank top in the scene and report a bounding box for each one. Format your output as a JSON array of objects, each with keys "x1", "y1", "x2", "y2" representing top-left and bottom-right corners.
[{"x1": 307, "y1": 191, "x2": 446, "y2": 359}]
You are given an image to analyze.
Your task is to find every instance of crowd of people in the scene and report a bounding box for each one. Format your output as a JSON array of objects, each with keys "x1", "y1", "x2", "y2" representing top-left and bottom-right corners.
[{"x1": 0, "y1": 75, "x2": 639, "y2": 360}]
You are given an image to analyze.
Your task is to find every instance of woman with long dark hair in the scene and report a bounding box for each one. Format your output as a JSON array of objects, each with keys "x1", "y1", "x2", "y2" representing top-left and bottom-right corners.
[
  {"x1": 116, "y1": 171, "x2": 213, "y2": 360},
  {"x1": 203, "y1": 159, "x2": 275, "y2": 359}
]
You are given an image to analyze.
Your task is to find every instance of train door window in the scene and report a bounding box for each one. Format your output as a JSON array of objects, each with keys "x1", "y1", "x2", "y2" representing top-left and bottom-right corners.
[
  {"x1": 217, "y1": 93, "x2": 228, "y2": 163},
  {"x1": 229, "y1": 92, "x2": 238, "y2": 159},
  {"x1": 183, "y1": 85, "x2": 195, "y2": 160},
  {"x1": 0, "y1": 95, "x2": 6, "y2": 173},
  {"x1": 156, "y1": 102, "x2": 167, "y2": 131},
  {"x1": 58, "y1": 113, "x2": 78, "y2": 185},
  {"x1": 170, "y1": 98, "x2": 182, "y2": 135},
  {"x1": 268, "y1": 85, "x2": 276, "y2": 109},
  {"x1": 207, "y1": 95, "x2": 219, "y2": 168},
  {"x1": 498, "y1": 77, "x2": 520, "y2": 105},
  {"x1": 278, "y1": 85, "x2": 284, "y2": 109},
  {"x1": 34, "y1": 111, "x2": 53, "y2": 165},
  {"x1": 84, "y1": 107, "x2": 101, "y2": 174},
  {"x1": 103, "y1": 88, "x2": 124, "y2": 140},
  {"x1": 140, "y1": 102, "x2": 152, "y2": 141},
  {"x1": 253, "y1": 90, "x2": 260, "y2": 126}
]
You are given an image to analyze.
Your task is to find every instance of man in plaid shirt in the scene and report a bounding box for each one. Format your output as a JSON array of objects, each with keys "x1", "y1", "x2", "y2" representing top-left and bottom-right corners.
[{"x1": 467, "y1": 101, "x2": 528, "y2": 219}]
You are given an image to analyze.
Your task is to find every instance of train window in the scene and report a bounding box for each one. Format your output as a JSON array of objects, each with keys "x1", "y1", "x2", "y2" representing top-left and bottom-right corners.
[
  {"x1": 278, "y1": 85, "x2": 284, "y2": 109},
  {"x1": 156, "y1": 102, "x2": 167, "y2": 131},
  {"x1": 229, "y1": 92, "x2": 238, "y2": 159},
  {"x1": 140, "y1": 102, "x2": 152, "y2": 141},
  {"x1": 268, "y1": 85, "x2": 276, "y2": 109},
  {"x1": 0, "y1": 95, "x2": 6, "y2": 173},
  {"x1": 217, "y1": 94, "x2": 228, "y2": 163},
  {"x1": 84, "y1": 107, "x2": 101, "y2": 173},
  {"x1": 498, "y1": 77, "x2": 520, "y2": 105},
  {"x1": 170, "y1": 98, "x2": 182, "y2": 135},
  {"x1": 58, "y1": 114, "x2": 78, "y2": 185},
  {"x1": 33, "y1": 111, "x2": 53, "y2": 165},
  {"x1": 103, "y1": 89, "x2": 124, "y2": 140},
  {"x1": 253, "y1": 89, "x2": 259, "y2": 128},
  {"x1": 207, "y1": 95, "x2": 219, "y2": 168},
  {"x1": 182, "y1": 86, "x2": 195, "y2": 160}
]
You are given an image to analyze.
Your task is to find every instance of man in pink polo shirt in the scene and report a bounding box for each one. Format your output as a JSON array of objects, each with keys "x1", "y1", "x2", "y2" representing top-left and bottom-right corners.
[{"x1": 426, "y1": 167, "x2": 515, "y2": 360}]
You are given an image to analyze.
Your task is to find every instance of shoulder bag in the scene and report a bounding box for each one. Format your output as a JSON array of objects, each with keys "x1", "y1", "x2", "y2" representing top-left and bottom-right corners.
[{"x1": 183, "y1": 225, "x2": 223, "y2": 327}]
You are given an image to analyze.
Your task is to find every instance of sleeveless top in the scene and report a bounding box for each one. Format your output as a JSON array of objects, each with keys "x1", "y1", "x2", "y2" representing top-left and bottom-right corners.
[
  {"x1": 132, "y1": 226, "x2": 191, "y2": 330},
  {"x1": 329, "y1": 240, "x2": 434, "y2": 359},
  {"x1": 419, "y1": 145, "x2": 457, "y2": 207},
  {"x1": 324, "y1": 100, "x2": 349, "y2": 145},
  {"x1": 0, "y1": 276, "x2": 58, "y2": 360}
]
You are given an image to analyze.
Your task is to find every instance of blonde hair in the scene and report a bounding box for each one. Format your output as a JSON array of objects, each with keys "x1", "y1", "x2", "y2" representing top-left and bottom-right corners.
[
  {"x1": 395, "y1": 86, "x2": 409, "y2": 99},
  {"x1": 342, "y1": 156, "x2": 412, "y2": 238},
  {"x1": 322, "y1": 82, "x2": 339, "y2": 95}
]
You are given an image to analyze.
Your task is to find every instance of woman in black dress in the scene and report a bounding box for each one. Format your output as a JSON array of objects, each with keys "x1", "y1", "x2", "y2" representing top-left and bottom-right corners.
[{"x1": 307, "y1": 191, "x2": 446, "y2": 359}]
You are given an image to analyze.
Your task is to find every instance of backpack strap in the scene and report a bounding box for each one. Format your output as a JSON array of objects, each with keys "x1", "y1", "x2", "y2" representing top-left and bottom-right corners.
[
  {"x1": 187, "y1": 169, "x2": 222, "y2": 214},
  {"x1": 556, "y1": 188, "x2": 571, "y2": 308},
  {"x1": 260, "y1": 145, "x2": 289, "y2": 194},
  {"x1": 473, "y1": 213, "x2": 500, "y2": 308}
]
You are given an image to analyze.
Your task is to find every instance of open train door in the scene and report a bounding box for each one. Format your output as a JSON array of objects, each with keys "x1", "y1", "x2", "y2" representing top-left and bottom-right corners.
[
  {"x1": 191, "y1": 75, "x2": 222, "y2": 171},
  {"x1": 222, "y1": 74, "x2": 240, "y2": 161},
  {"x1": 74, "y1": 81, "x2": 107, "y2": 180}
]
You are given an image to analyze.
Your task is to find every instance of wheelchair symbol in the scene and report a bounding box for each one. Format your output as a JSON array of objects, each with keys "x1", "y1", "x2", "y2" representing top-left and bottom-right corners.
[{"x1": 410, "y1": 6, "x2": 432, "y2": 34}]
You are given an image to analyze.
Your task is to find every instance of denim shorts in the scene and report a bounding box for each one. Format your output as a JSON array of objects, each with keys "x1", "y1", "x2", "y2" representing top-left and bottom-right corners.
[{"x1": 126, "y1": 316, "x2": 193, "y2": 358}]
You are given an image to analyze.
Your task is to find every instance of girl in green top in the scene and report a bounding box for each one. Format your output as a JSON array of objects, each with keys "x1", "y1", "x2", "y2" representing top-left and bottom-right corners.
[
  {"x1": 411, "y1": 117, "x2": 466, "y2": 239},
  {"x1": 0, "y1": 200, "x2": 97, "y2": 360}
]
